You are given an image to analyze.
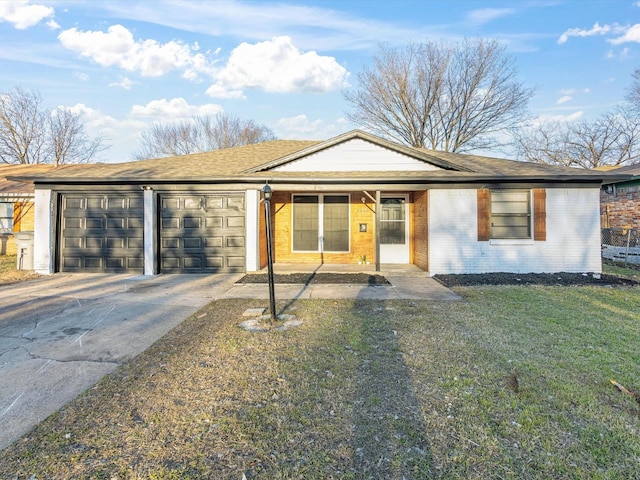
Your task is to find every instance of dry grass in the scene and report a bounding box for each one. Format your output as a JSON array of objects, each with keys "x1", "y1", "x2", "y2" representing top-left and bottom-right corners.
[
  {"x1": 1, "y1": 286, "x2": 640, "y2": 479},
  {"x1": 0, "y1": 254, "x2": 39, "y2": 285}
]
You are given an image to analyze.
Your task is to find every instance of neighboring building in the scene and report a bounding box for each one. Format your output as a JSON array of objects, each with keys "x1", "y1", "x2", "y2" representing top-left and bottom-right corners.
[
  {"x1": 600, "y1": 163, "x2": 640, "y2": 229},
  {"x1": 10, "y1": 130, "x2": 614, "y2": 275},
  {"x1": 0, "y1": 165, "x2": 59, "y2": 256}
]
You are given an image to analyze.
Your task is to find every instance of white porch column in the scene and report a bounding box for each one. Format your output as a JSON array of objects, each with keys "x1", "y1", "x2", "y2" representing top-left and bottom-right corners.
[
  {"x1": 143, "y1": 187, "x2": 156, "y2": 275},
  {"x1": 245, "y1": 189, "x2": 260, "y2": 272},
  {"x1": 33, "y1": 188, "x2": 53, "y2": 274}
]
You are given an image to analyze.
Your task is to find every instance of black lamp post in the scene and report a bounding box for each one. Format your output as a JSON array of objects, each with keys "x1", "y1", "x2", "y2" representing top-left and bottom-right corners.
[{"x1": 262, "y1": 183, "x2": 277, "y2": 323}]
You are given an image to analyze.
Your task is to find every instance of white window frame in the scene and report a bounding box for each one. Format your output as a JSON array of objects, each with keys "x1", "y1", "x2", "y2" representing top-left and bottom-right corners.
[
  {"x1": 291, "y1": 193, "x2": 351, "y2": 253},
  {"x1": 490, "y1": 189, "x2": 533, "y2": 240},
  {"x1": 0, "y1": 202, "x2": 13, "y2": 233}
]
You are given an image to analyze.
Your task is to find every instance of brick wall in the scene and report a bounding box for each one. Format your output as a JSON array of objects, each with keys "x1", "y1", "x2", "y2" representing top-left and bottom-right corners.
[{"x1": 601, "y1": 186, "x2": 640, "y2": 228}]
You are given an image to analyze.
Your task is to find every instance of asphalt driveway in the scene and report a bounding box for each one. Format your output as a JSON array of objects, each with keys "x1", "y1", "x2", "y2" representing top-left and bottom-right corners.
[{"x1": 0, "y1": 273, "x2": 240, "y2": 450}]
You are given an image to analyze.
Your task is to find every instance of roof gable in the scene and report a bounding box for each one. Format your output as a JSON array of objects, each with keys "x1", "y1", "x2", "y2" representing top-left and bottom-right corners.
[{"x1": 247, "y1": 130, "x2": 466, "y2": 173}]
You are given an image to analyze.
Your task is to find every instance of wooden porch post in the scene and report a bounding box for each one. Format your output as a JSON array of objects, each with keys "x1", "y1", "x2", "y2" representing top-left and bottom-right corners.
[{"x1": 375, "y1": 190, "x2": 381, "y2": 272}]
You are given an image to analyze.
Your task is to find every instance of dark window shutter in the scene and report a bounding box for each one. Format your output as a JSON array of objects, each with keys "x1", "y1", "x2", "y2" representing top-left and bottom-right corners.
[
  {"x1": 533, "y1": 188, "x2": 546, "y2": 241},
  {"x1": 477, "y1": 189, "x2": 490, "y2": 241}
]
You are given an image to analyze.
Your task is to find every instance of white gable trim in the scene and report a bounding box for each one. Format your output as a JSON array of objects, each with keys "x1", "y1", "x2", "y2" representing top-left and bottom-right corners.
[{"x1": 273, "y1": 138, "x2": 443, "y2": 172}]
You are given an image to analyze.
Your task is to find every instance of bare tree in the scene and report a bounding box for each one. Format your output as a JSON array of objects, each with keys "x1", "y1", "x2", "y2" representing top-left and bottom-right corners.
[
  {"x1": 344, "y1": 39, "x2": 535, "y2": 152},
  {"x1": 133, "y1": 113, "x2": 276, "y2": 160},
  {"x1": 49, "y1": 107, "x2": 108, "y2": 165},
  {"x1": 512, "y1": 110, "x2": 640, "y2": 169},
  {"x1": 0, "y1": 86, "x2": 108, "y2": 164},
  {"x1": 0, "y1": 87, "x2": 47, "y2": 164},
  {"x1": 625, "y1": 67, "x2": 640, "y2": 113}
]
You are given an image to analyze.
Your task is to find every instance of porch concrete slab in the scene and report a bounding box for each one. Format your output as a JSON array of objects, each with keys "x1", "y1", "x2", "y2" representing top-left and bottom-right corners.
[{"x1": 221, "y1": 270, "x2": 461, "y2": 301}]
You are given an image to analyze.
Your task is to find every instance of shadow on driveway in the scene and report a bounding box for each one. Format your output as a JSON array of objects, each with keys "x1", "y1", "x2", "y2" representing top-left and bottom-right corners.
[{"x1": 0, "y1": 273, "x2": 240, "y2": 451}]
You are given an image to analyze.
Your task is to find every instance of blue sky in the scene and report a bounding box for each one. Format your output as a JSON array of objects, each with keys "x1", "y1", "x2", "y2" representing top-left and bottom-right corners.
[{"x1": 1, "y1": 0, "x2": 640, "y2": 162}]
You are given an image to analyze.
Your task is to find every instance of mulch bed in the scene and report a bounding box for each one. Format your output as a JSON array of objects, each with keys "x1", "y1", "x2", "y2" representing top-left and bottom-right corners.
[
  {"x1": 236, "y1": 272, "x2": 391, "y2": 285},
  {"x1": 433, "y1": 272, "x2": 640, "y2": 287}
]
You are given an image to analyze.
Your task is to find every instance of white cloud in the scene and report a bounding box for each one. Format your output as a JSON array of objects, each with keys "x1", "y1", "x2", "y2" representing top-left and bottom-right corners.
[
  {"x1": 0, "y1": 0, "x2": 54, "y2": 29},
  {"x1": 129, "y1": 98, "x2": 223, "y2": 119},
  {"x1": 558, "y1": 22, "x2": 619, "y2": 44},
  {"x1": 73, "y1": 72, "x2": 90, "y2": 82},
  {"x1": 109, "y1": 77, "x2": 135, "y2": 90},
  {"x1": 557, "y1": 95, "x2": 572, "y2": 105},
  {"x1": 609, "y1": 24, "x2": 640, "y2": 44},
  {"x1": 206, "y1": 36, "x2": 349, "y2": 98},
  {"x1": 466, "y1": 8, "x2": 515, "y2": 25},
  {"x1": 533, "y1": 111, "x2": 585, "y2": 126},
  {"x1": 57, "y1": 24, "x2": 215, "y2": 78}
]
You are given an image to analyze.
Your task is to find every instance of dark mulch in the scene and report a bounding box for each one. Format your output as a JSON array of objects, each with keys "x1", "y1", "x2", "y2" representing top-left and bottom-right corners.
[
  {"x1": 236, "y1": 272, "x2": 391, "y2": 285},
  {"x1": 434, "y1": 272, "x2": 640, "y2": 287}
]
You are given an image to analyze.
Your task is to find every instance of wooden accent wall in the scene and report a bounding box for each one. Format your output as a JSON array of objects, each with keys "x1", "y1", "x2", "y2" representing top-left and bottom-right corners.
[
  {"x1": 272, "y1": 191, "x2": 376, "y2": 264},
  {"x1": 413, "y1": 190, "x2": 429, "y2": 270},
  {"x1": 12, "y1": 201, "x2": 35, "y2": 232},
  {"x1": 258, "y1": 197, "x2": 267, "y2": 269}
]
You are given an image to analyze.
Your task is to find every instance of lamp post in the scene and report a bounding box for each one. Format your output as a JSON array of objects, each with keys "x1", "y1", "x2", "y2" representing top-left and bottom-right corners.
[{"x1": 262, "y1": 184, "x2": 277, "y2": 323}]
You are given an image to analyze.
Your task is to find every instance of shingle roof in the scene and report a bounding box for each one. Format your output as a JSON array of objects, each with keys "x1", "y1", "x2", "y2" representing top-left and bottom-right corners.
[
  {"x1": 0, "y1": 164, "x2": 82, "y2": 194},
  {"x1": 7, "y1": 130, "x2": 620, "y2": 185},
  {"x1": 608, "y1": 163, "x2": 640, "y2": 176}
]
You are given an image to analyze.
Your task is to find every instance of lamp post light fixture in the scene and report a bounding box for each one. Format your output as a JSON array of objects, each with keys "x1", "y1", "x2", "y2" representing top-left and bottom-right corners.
[{"x1": 262, "y1": 183, "x2": 277, "y2": 323}]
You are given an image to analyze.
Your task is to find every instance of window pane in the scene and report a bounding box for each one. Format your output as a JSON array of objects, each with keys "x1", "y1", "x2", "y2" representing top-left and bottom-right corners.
[
  {"x1": 0, "y1": 203, "x2": 13, "y2": 232},
  {"x1": 490, "y1": 190, "x2": 531, "y2": 239},
  {"x1": 293, "y1": 196, "x2": 319, "y2": 251},
  {"x1": 381, "y1": 221, "x2": 405, "y2": 244},
  {"x1": 323, "y1": 195, "x2": 349, "y2": 251},
  {"x1": 380, "y1": 198, "x2": 405, "y2": 244}
]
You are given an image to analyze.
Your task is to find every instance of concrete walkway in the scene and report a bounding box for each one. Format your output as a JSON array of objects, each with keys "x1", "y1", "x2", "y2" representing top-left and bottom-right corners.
[
  {"x1": 0, "y1": 268, "x2": 458, "y2": 451},
  {"x1": 222, "y1": 264, "x2": 461, "y2": 301}
]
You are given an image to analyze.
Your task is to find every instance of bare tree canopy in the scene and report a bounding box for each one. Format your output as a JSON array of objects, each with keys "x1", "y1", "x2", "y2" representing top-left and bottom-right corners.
[
  {"x1": 512, "y1": 109, "x2": 640, "y2": 169},
  {"x1": 133, "y1": 113, "x2": 276, "y2": 160},
  {"x1": 625, "y1": 67, "x2": 640, "y2": 112},
  {"x1": 0, "y1": 86, "x2": 108, "y2": 164},
  {"x1": 343, "y1": 38, "x2": 535, "y2": 152}
]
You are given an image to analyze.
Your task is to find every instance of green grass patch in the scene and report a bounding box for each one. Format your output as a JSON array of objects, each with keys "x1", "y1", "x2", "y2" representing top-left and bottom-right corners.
[{"x1": 1, "y1": 287, "x2": 639, "y2": 479}]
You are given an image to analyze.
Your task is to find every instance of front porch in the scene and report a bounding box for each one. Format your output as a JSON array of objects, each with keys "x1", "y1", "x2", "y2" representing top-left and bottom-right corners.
[{"x1": 260, "y1": 190, "x2": 429, "y2": 271}]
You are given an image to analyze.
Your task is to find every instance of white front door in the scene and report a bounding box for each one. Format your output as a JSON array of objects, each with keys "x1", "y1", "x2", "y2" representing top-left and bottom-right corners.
[{"x1": 380, "y1": 196, "x2": 409, "y2": 263}]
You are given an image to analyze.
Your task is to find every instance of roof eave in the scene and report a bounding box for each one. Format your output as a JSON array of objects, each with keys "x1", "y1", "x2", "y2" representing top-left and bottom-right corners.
[{"x1": 22, "y1": 173, "x2": 608, "y2": 186}]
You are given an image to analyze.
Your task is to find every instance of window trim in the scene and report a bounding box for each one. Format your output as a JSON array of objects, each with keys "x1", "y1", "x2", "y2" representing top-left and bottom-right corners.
[
  {"x1": 478, "y1": 188, "x2": 546, "y2": 242},
  {"x1": 291, "y1": 193, "x2": 351, "y2": 253}
]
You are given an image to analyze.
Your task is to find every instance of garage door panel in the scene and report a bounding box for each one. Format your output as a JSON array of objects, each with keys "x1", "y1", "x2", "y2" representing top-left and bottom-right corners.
[
  {"x1": 206, "y1": 217, "x2": 223, "y2": 228},
  {"x1": 184, "y1": 217, "x2": 201, "y2": 228},
  {"x1": 184, "y1": 237, "x2": 202, "y2": 249},
  {"x1": 60, "y1": 193, "x2": 143, "y2": 273},
  {"x1": 227, "y1": 236, "x2": 244, "y2": 247},
  {"x1": 160, "y1": 193, "x2": 246, "y2": 273}
]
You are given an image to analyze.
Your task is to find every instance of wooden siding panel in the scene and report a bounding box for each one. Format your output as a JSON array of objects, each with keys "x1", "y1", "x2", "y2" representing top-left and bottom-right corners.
[
  {"x1": 413, "y1": 190, "x2": 429, "y2": 270},
  {"x1": 534, "y1": 188, "x2": 547, "y2": 241},
  {"x1": 477, "y1": 189, "x2": 490, "y2": 241},
  {"x1": 273, "y1": 191, "x2": 376, "y2": 264}
]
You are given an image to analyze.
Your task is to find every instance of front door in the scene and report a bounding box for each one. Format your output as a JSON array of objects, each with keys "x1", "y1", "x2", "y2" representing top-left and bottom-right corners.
[{"x1": 380, "y1": 196, "x2": 409, "y2": 263}]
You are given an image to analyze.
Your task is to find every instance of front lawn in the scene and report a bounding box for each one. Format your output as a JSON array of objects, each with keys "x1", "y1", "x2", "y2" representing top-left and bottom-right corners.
[
  {"x1": 0, "y1": 254, "x2": 39, "y2": 285},
  {"x1": 1, "y1": 286, "x2": 639, "y2": 479}
]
